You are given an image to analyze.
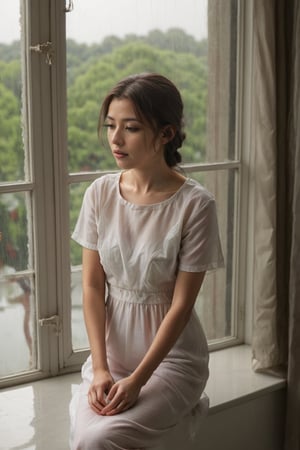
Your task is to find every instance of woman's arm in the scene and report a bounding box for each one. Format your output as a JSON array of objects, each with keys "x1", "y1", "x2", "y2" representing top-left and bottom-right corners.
[
  {"x1": 101, "y1": 270, "x2": 205, "y2": 416},
  {"x1": 132, "y1": 270, "x2": 206, "y2": 385},
  {"x1": 82, "y1": 247, "x2": 114, "y2": 413}
]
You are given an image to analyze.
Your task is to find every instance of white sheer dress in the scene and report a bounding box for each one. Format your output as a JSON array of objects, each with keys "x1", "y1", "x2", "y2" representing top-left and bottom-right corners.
[{"x1": 70, "y1": 172, "x2": 224, "y2": 450}]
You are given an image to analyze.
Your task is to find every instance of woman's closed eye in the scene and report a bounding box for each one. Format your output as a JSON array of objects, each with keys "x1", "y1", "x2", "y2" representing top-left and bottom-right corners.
[
  {"x1": 103, "y1": 123, "x2": 115, "y2": 130},
  {"x1": 125, "y1": 126, "x2": 140, "y2": 133},
  {"x1": 103, "y1": 123, "x2": 140, "y2": 133}
]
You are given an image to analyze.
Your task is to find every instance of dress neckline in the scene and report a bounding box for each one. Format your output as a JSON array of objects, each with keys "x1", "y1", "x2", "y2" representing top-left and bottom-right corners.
[{"x1": 116, "y1": 171, "x2": 189, "y2": 209}]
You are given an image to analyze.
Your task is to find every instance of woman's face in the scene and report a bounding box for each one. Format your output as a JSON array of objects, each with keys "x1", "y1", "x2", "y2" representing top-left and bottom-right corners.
[{"x1": 104, "y1": 98, "x2": 164, "y2": 170}]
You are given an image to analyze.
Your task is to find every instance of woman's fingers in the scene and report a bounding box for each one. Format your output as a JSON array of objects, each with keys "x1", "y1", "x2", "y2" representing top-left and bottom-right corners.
[
  {"x1": 89, "y1": 376, "x2": 140, "y2": 416},
  {"x1": 107, "y1": 400, "x2": 132, "y2": 416},
  {"x1": 101, "y1": 384, "x2": 134, "y2": 415},
  {"x1": 88, "y1": 387, "x2": 107, "y2": 414},
  {"x1": 87, "y1": 370, "x2": 116, "y2": 414},
  {"x1": 101, "y1": 397, "x2": 130, "y2": 416}
]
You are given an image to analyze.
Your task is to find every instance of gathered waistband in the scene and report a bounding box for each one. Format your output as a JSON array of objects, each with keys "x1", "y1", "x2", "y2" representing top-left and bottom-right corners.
[{"x1": 107, "y1": 284, "x2": 173, "y2": 305}]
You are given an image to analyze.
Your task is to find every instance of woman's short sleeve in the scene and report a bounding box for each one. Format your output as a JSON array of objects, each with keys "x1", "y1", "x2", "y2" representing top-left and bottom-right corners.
[
  {"x1": 178, "y1": 197, "x2": 224, "y2": 273},
  {"x1": 71, "y1": 183, "x2": 98, "y2": 251}
]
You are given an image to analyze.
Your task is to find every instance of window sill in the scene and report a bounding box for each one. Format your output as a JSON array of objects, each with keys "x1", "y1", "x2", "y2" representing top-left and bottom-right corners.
[
  {"x1": 207, "y1": 344, "x2": 286, "y2": 413},
  {"x1": 0, "y1": 345, "x2": 286, "y2": 449}
]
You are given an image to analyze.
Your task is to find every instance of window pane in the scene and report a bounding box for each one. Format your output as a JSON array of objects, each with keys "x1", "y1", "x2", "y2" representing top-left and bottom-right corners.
[
  {"x1": 70, "y1": 182, "x2": 91, "y2": 266},
  {"x1": 66, "y1": 1, "x2": 238, "y2": 169},
  {"x1": 0, "y1": 193, "x2": 36, "y2": 376},
  {"x1": 190, "y1": 169, "x2": 236, "y2": 341},
  {"x1": 71, "y1": 267, "x2": 88, "y2": 349},
  {"x1": 0, "y1": 193, "x2": 30, "y2": 271},
  {"x1": 70, "y1": 182, "x2": 90, "y2": 350},
  {"x1": 0, "y1": 3, "x2": 37, "y2": 378},
  {"x1": 67, "y1": 1, "x2": 239, "y2": 350},
  {"x1": 206, "y1": 0, "x2": 238, "y2": 163}
]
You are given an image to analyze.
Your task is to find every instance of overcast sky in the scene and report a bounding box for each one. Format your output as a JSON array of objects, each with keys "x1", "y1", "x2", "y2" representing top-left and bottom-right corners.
[{"x1": 0, "y1": 0, "x2": 207, "y2": 44}]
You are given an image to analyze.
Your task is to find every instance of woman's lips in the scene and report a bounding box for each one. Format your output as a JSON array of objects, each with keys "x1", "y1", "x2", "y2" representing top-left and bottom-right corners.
[{"x1": 113, "y1": 151, "x2": 128, "y2": 159}]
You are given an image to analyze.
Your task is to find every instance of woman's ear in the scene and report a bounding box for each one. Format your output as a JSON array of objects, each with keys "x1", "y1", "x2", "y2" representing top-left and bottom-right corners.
[{"x1": 161, "y1": 126, "x2": 176, "y2": 143}]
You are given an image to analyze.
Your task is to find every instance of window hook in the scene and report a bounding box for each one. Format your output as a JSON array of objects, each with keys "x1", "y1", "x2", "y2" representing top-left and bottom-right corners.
[{"x1": 65, "y1": 0, "x2": 74, "y2": 12}]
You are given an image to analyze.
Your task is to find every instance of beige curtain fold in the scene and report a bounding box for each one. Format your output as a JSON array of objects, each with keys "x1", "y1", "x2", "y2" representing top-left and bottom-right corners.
[
  {"x1": 251, "y1": 0, "x2": 283, "y2": 371},
  {"x1": 251, "y1": 0, "x2": 300, "y2": 448},
  {"x1": 285, "y1": 1, "x2": 300, "y2": 448}
]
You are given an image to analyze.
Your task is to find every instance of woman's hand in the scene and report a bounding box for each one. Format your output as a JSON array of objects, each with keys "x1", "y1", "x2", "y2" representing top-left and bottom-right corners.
[
  {"x1": 100, "y1": 375, "x2": 142, "y2": 416},
  {"x1": 88, "y1": 369, "x2": 115, "y2": 415}
]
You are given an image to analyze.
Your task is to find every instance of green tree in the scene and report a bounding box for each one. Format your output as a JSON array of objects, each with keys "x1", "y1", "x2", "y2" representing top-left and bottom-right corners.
[
  {"x1": 0, "y1": 82, "x2": 23, "y2": 181},
  {"x1": 67, "y1": 41, "x2": 207, "y2": 173},
  {"x1": 66, "y1": 29, "x2": 207, "y2": 89},
  {"x1": 0, "y1": 41, "x2": 20, "y2": 62},
  {"x1": 0, "y1": 60, "x2": 22, "y2": 99}
]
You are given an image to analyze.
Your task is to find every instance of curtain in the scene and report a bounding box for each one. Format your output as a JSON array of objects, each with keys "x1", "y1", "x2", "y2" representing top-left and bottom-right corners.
[
  {"x1": 251, "y1": 0, "x2": 283, "y2": 372},
  {"x1": 285, "y1": 1, "x2": 300, "y2": 448},
  {"x1": 251, "y1": 0, "x2": 300, "y2": 449}
]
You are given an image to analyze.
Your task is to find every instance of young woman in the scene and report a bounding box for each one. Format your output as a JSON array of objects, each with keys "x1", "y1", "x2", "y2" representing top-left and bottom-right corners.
[{"x1": 70, "y1": 73, "x2": 224, "y2": 450}]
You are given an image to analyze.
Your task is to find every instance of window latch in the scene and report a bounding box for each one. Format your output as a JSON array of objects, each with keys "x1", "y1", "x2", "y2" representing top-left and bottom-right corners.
[
  {"x1": 39, "y1": 315, "x2": 61, "y2": 336},
  {"x1": 30, "y1": 41, "x2": 53, "y2": 66},
  {"x1": 65, "y1": 0, "x2": 74, "y2": 12}
]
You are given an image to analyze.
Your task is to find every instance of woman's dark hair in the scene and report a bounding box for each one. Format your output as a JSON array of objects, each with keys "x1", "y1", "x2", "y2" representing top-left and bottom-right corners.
[{"x1": 98, "y1": 73, "x2": 186, "y2": 167}]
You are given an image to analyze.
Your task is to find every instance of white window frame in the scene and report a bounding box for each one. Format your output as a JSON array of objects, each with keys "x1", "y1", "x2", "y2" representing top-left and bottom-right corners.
[{"x1": 0, "y1": 0, "x2": 255, "y2": 388}]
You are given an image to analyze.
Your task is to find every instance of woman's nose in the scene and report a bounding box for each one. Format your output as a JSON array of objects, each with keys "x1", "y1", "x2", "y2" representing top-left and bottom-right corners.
[{"x1": 111, "y1": 128, "x2": 123, "y2": 145}]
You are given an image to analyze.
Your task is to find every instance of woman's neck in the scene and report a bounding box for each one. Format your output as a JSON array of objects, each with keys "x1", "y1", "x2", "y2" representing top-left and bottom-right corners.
[
  {"x1": 124, "y1": 167, "x2": 176, "y2": 193},
  {"x1": 119, "y1": 168, "x2": 186, "y2": 205}
]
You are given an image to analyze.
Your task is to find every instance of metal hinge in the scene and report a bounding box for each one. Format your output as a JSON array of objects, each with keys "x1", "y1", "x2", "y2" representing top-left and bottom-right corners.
[
  {"x1": 39, "y1": 315, "x2": 61, "y2": 335},
  {"x1": 30, "y1": 41, "x2": 54, "y2": 66}
]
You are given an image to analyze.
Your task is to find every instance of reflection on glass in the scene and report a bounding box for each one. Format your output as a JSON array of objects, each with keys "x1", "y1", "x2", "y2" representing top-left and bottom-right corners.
[
  {"x1": 190, "y1": 169, "x2": 235, "y2": 340},
  {"x1": 0, "y1": 192, "x2": 35, "y2": 376},
  {"x1": 0, "y1": 273, "x2": 35, "y2": 376},
  {"x1": 0, "y1": 192, "x2": 29, "y2": 271}
]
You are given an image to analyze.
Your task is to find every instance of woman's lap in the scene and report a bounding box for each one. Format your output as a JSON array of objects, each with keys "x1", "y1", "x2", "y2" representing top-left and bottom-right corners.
[{"x1": 71, "y1": 371, "x2": 203, "y2": 450}]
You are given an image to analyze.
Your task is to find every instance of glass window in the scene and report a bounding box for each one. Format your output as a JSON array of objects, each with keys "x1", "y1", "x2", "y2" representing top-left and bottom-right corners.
[
  {"x1": 0, "y1": 0, "x2": 244, "y2": 385},
  {"x1": 70, "y1": 182, "x2": 90, "y2": 349},
  {"x1": 190, "y1": 169, "x2": 236, "y2": 341},
  {"x1": 0, "y1": 1, "x2": 36, "y2": 377},
  {"x1": 0, "y1": 6, "x2": 25, "y2": 182},
  {"x1": 67, "y1": 0, "x2": 239, "y2": 351},
  {"x1": 0, "y1": 192, "x2": 35, "y2": 376}
]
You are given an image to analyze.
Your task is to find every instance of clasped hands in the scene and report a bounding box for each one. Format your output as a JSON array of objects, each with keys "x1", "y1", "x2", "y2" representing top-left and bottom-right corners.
[{"x1": 88, "y1": 369, "x2": 142, "y2": 416}]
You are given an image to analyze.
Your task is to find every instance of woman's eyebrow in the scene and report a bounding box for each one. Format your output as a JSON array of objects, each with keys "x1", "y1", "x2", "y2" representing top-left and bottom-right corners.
[{"x1": 106, "y1": 115, "x2": 142, "y2": 123}]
